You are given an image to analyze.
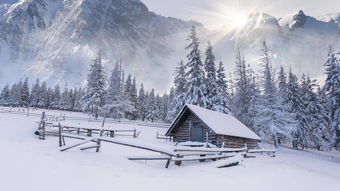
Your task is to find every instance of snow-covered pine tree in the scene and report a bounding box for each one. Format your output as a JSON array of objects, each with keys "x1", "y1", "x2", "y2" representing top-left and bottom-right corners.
[
  {"x1": 159, "y1": 92, "x2": 169, "y2": 121},
  {"x1": 155, "y1": 93, "x2": 163, "y2": 121},
  {"x1": 73, "y1": 88, "x2": 84, "y2": 112},
  {"x1": 38, "y1": 82, "x2": 48, "y2": 108},
  {"x1": 124, "y1": 74, "x2": 132, "y2": 98},
  {"x1": 60, "y1": 85, "x2": 69, "y2": 110},
  {"x1": 183, "y1": 26, "x2": 208, "y2": 107},
  {"x1": 10, "y1": 82, "x2": 21, "y2": 107},
  {"x1": 105, "y1": 62, "x2": 122, "y2": 118},
  {"x1": 167, "y1": 60, "x2": 187, "y2": 121},
  {"x1": 46, "y1": 87, "x2": 54, "y2": 109},
  {"x1": 130, "y1": 77, "x2": 138, "y2": 119},
  {"x1": 30, "y1": 79, "x2": 41, "y2": 108},
  {"x1": 83, "y1": 51, "x2": 107, "y2": 118},
  {"x1": 165, "y1": 87, "x2": 175, "y2": 122},
  {"x1": 66, "y1": 88, "x2": 74, "y2": 110},
  {"x1": 285, "y1": 69, "x2": 307, "y2": 149},
  {"x1": 0, "y1": 85, "x2": 11, "y2": 106},
  {"x1": 302, "y1": 75, "x2": 333, "y2": 150},
  {"x1": 228, "y1": 72, "x2": 235, "y2": 96},
  {"x1": 68, "y1": 88, "x2": 75, "y2": 110},
  {"x1": 246, "y1": 65, "x2": 261, "y2": 131},
  {"x1": 107, "y1": 61, "x2": 121, "y2": 102},
  {"x1": 232, "y1": 49, "x2": 254, "y2": 128},
  {"x1": 51, "y1": 85, "x2": 61, "y2": 110},
  {"x1": 278, "y1": 66, "x2": 288, "y2": 95},
  {"x1": 277, "y1": 66, "x2": 289, "y2": 111},
  {"x1": 322, "y1": 47, "x2": 340, "y2": 150},
  {"x1": 137, "y1": 84, "x2": 148, "y2": 121},
  {"x1": 146, "y1": 89, "x2": 158, "y2": 122},
  {"x1": 122, "y1": 74, "x2": 136, "y2": 119},
  {"x1": 215, "y1": 61, "x2": 231, "y2": 113},
  {"x1": 105, "y1": 62, "x2": 132, "y2": 120},
  {"x1": 20, "y1": 78, "x2": 30, "y2": 108},
  {"x1": 256, "y1": 41, "x2": 291, "y2": 147},
  {"x1": 203, "y1": 42, "x2": 218, "y2": 110}
]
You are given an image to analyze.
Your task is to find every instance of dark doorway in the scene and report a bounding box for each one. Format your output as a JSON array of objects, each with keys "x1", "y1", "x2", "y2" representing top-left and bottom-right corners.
[{"x1": 190, "y1": 121, "x2": 203, "y2": 142}]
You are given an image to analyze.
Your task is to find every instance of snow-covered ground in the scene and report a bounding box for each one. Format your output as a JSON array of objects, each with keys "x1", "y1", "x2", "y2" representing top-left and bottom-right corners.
[{"x1": 1, "y1": 109, "x2": 340, "y2": 191}]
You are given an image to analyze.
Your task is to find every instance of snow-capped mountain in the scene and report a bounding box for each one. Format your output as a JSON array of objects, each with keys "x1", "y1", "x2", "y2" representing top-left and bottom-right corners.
[
  {"x1": 0, "y1": 1, "x2": 339, "y2": 91},
  {"x1": 214, "y1": 10, "x2": 340, "y2": 81},
  {"x1": 0, "y1": 0, "x2": 201, "y2": 90}
]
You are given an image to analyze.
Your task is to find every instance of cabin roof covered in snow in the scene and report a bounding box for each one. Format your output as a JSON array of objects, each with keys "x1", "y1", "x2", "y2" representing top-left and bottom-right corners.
[{"x1": 166, "y1": 104, "x2": 261, "y2": 140}]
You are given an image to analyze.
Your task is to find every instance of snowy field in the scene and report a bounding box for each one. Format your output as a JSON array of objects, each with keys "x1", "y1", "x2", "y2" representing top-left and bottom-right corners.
[{"x1": 1, "y1": 108, "x2": 340, "y2": 191}]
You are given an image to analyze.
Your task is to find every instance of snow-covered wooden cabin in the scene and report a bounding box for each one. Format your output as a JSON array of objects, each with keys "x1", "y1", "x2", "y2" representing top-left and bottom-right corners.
[{"x1": 165, "y1": 104, "x2": 261, "y2": 149}]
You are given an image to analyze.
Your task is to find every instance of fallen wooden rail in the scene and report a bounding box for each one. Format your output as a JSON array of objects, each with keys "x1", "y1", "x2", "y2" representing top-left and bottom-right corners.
[
  {"x1": 174, "y1": 147, "x2": 247, "y2": 153},
  {"x1": 99, "y1": 137, "x2": 176, "y2": 157},
  {"x1": 128, "y1": 155, "x2": 172, "y2": 161},
  {"x1": 247, "y1": 149, "x2": 276, "y2": 157},
  {"x1": 171, "y1": 152, "x2": 245, "y2": 162}
]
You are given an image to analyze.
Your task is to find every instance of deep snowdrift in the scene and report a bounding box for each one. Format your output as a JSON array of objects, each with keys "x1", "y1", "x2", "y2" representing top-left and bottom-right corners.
[{"x1": 0, "y1": 108, "x2": 339, "y2": 191}]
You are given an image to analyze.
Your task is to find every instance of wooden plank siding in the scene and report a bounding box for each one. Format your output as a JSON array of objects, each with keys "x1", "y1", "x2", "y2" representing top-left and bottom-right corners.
[
  {"x1": 173, "y1": 113, "x2": 217, "y2": 144},
  {"x1": 170, "y1": 109, "x2": 259, "y2": 149},
  {"x1": 216, "y1": 135, "x2": 259, "y2": 149}
]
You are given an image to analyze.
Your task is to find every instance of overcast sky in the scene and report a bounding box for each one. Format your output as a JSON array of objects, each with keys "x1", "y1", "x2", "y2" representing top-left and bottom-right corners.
[{"x1": 142, "y1": 0, "x2": 340, "y2": 29}]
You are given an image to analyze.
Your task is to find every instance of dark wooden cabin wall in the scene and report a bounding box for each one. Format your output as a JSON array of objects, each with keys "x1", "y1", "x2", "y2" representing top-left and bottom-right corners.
[
  {"x1": 171, "y1": 110, "x2": 259, "y2": 149},
  {"x1": 174, "y1": 113, "x2": 217, "y2": 144},
  {"x1": 216, "y1": 135, "x2": 259, "y2": 149}
]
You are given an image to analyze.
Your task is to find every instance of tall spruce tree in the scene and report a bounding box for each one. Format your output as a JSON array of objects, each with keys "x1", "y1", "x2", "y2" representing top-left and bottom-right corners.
[
  {"x1": 285, "y1": 70, "x2": 307, "y2": 149},
  {"x1": 146, "y1": 89, "x2": 158, "y2": 122},
  {"x1": 256, "y1": 41, "x2": 291, "y2": 147},
  {"x1": 232, "y1": 49, "x2": 254, "y2": 128},
  {"x1": 51, "y1": 85, "x2": 61, "y2": 109},
  {"x1": 302, "y1": 75, "x2": 333, "y2": 150},
  {"x1": 167, "y1": 60, "x2": 187, "y2": 121},
  {"x1": 83, "y1": 51, "x2": 107, "y2": 118},
  {"x1": 215, "y1": 61, "x2": 231, "y2": 113},
  {"x1": 130, "y1": 77, "x2": 138, "y2": 119},
  {"x1": 204, "y1": 42, "x2": 218, "y2": 110},
  {"x1": 20, "y1": 78, "x2": 30, "y2": 107},
  {"x1": 105, "y1": 62, "x2": 126, "y2": 119},
  {"x1": 322, "y1": 47, "x2": 340, "y2": 149},
  {"x1": 10, "y1": 83, "x2": 21, "y2": 107},
  {"x1": 0, "y1": 85, "x2": 10, "y2": 106},
  {"x1": 137, "y1": 84, "x2": 148, "y2": 121},
  {"x1": 278, "y1": 66, "x2": 288, "y2": 95},
  {"x1": 38, "y1": 82, "x2": 48, "y2": 108},
  {"x1": 183, "y1": 26, "x2": 208, "y2": 107},
  {"x1": 30, "y1": 79, "x2": 41, "y2": 108}
]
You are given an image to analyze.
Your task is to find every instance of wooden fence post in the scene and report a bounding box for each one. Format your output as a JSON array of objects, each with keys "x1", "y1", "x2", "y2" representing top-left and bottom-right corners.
[
  {"x1": 96, "y1": 130, "x2": 104, "y2": 152},
  {"x1": 101, "y1": 117, "x2": 106, "y2": 128},
  {"x1": 87, "y1": 129, "x2": 92, "y2": 137},
  {"x1": 41, "y1": 121, "x2": 46, "y2": 140},
  {"x1": 110, "y1": 130, "x2": 114, "y2": 137},
  {"x1": 58, "y1": 123, "x2": 62, "y2": 147}
]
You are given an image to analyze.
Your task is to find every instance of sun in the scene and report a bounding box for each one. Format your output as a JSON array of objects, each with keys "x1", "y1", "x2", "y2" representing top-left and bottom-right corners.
[{"x1": 229, "y1": 12, "x2": 249, "y2": 28}]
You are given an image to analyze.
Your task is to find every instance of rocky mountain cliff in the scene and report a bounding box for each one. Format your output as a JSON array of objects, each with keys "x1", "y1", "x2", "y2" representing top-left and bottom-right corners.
[
  {"x1": 0, "y1": 0, "x2": 201, "y2": 90},
  {"x1": 0, "y1": 1, "x2": 339, "y2": 91},
  {"x1": 214, "y1": 10, "x2": 340, "y2": 81}
]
